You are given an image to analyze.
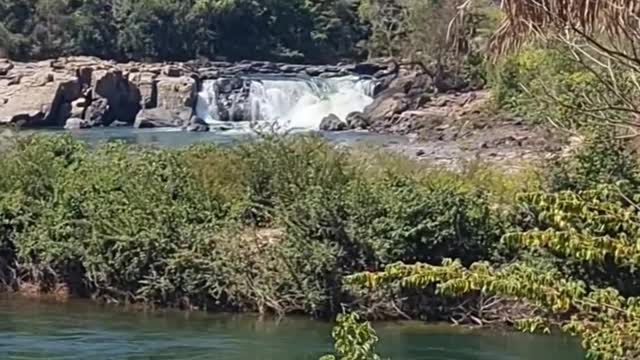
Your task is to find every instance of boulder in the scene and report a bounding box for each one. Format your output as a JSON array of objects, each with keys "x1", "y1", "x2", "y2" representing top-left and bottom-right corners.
[
  {"x1": 346, "y1": 111, "x2": 370, "y2": 130},
  {"x1": 0, "y1": 60, "x2": 13, "y2": 76},
  {"x1": 64, "y1": 117, "x2": 90, "y2": 130},
  {"x1": 362, "y1": 91, "x2": 410, "y2": 127},
  {"x1": 185, "y1": 115, "x2": 210, "y2": 132},
  {"x1": 134, "y1": 107, "x2": 190, "y2": 128},
  {"x1": 319, "y1": 113, "x2": 346, "y2": 131}
]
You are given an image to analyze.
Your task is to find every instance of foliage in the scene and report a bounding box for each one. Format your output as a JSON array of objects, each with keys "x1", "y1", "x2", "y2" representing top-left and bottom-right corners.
[
  {"x1": 489, "y1": 46, "x2": 610, "y2": 128},
  {"x1": 0, "y1": 134, "x2": 512, "y2": 317},
  {"x1": 0, "y1": 0, "x2": 367, "y2": 63},
  {"x1": 348, "y1": 177, "x2": 640, "y2": 359},
  {"x1": 547, "y1": 131, "x2": 640, "y2": 194},
  {"x1": 348, "y1": 257, "x2": 640, "y2": 359},
  {"x1": 480, "y1": 0, "x2": 640, "y2": 133},
  {"x1": 320, "y1": 312, "x2": 384, "y2": 360},
  {"x1": 358, "y1": 0, "x2": 499, "y2": 84}
]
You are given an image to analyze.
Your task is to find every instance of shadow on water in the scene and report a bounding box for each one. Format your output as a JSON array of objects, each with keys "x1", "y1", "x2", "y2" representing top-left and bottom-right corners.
[{"x1": 0, "y1": 295, "x2": 583, "y2": 360}]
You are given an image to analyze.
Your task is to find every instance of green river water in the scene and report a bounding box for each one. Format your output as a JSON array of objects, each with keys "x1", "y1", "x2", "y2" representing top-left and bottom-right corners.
[{"x1": 0, "y1": 296, "x2": 584, "y2": 360}]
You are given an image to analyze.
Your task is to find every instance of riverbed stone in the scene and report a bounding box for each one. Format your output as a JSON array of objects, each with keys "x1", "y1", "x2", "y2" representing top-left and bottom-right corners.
[
  {"x1": 319, "y1": 114, "x2": 346, "y2": 131},
  {"x1": 64, "y1": 117, "x2": 90, "y2": 130},
  {"x1": 185, "y1": 115, "x2": 210, "y2": 132},
  {"x1": 346, "y1": 111, "x2": 370, "y2": 130}
]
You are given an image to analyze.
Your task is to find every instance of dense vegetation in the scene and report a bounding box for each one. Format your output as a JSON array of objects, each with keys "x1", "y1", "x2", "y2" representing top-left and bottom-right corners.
[
  {"x1": 0, "y1": 133, "x2": 517, "y2": 315},
  {"x1": 0, "y1": 0, "x2": 367, "y2": 62},
  {"x1": 0, "y1": 0, "x2": 498, "y2": 67},
  {"x1": 338, "y1": 2, "x2": 640, "y2": 359},
  {"x1": 4, "y1": 0, "x2": 640, "y2": 359}
]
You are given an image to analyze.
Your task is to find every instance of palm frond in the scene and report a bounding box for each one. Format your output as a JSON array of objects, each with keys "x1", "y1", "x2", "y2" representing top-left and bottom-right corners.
[{"x1": 489, "y1": 0, "x2": 640, "y2": 53}]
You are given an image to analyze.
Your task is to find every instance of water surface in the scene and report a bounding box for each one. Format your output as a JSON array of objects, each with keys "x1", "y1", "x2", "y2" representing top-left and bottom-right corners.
[
  {"x1": 0, "y1": 296, "x2": 584, "y2": 360},
  {"x1": 3, "y1": 127, "x2": 409, "y2": 149}
]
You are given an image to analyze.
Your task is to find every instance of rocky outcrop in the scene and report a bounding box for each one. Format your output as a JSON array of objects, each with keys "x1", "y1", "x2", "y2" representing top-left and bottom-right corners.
[
  {"x1": 0, "y1": 60, "x2": 83, "y2": 127},
  {"x1": 1, "y1": 56, "x2": 391, "y2": 130},
  {"x1": 319, "y1": 114, "x2": 346, "y2": 131},
  {"x1": 195, "y1": 60, "x2": 387, "y2": 80},
  {"x1": 0, "y1": 57, "x2": 201, "y2": 129}
]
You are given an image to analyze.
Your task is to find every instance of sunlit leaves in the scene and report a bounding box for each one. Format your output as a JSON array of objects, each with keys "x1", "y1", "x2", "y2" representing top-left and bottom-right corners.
[{"x1": 321, "y1": 312, "x2": 384, "y2": 360}]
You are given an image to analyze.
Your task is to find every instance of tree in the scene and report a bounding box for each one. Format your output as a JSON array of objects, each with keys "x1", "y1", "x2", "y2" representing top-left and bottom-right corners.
[
  {"x1": 482, "y1": 0, "x2": 640, "y2": 133},
  {"x1": 348, "y1": 185, "x2": 640, "y2": 359}
]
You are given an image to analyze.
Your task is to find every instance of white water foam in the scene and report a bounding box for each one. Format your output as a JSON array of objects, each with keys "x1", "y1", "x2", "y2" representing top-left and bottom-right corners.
[{"x1": 196, "y1": 76, "x2": 375, "y2": 131}]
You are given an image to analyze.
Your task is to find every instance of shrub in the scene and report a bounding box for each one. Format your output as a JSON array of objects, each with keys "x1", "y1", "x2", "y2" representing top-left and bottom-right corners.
[
  {"x1": 489, "y1": 46, "x2": 605, "y2": 129},
  {"x1": 0, "y1": 134, "x2": 516, "y2": 317},
  {"x1": 320, "y1": 312, "x2": 384, "y2": 360},
  {"x1": 547, "y1": 130, "x2": 640, "y2": 194}
]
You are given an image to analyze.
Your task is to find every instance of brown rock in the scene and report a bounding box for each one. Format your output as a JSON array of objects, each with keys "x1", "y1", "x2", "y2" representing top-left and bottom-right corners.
[
  {"x1": 93, "y1": 69, "x2": 142, "y2": 124},
  {"x1": 156, "y1": 76, "x2": 197, "y2": 109},
  {"x1": 0, "y1": 66, "x2": 81, "y2": 126},
  {"x1": 363, "y1": 92, "x2": 410, "y2": 126},
  {"x1": 7, "y1": 74, "x2": 21, "y2": 86},
  {"x1": 163, "y1": 65, "x2": 182, "y2": 77},
  {"x1": 129, "y1": 72, "x2": 158, "y2": 109},
  {"x1": 134, "y1": 108, "x2": 188, "y2": 128},
  {"x1": 346, "y1": 111, "x2": 369, "y2": 130},
  {"x1": 0, "y1": 60, "x2": 13, "y2": 76},
  {"x1": 85, "y1": 98, "x2": 110, "y2": 126}
]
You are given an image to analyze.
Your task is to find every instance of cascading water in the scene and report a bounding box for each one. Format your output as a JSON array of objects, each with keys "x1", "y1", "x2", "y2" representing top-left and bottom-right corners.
[
  {"x1": 195, "y1": 80, "x2": 220, "y2": 123},
  {"x1": 195, "y1": 76, "x2": 375, "y2": 131}
]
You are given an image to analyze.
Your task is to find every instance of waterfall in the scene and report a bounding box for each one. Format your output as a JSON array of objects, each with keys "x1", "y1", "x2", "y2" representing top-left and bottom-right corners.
[
  {"x1": 196, "y1": 76, "x2": 375, "y2": 130},
  {"x1": 195, "y1": 80, "x2": 220, "y2": 123}
]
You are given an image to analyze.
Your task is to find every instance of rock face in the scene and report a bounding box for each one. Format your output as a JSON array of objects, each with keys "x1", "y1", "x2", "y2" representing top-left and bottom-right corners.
[
  {"x1": 0, "y1": 57, "x2": 201, "y2": 129},
  {"x1": 0, "y1": 60, "x2": 83, "y2": 127},
  {"x1": 319, "y1": 114, "x2": 346, "y2": 131}
]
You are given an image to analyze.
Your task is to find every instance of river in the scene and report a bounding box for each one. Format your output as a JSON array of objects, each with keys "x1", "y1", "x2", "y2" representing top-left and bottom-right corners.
[
  {"x1": 2, "y1": 127, "x2": 411, "y2": 148},
  {"x1": 0, "y1": 296, "x2": 583, "y2": 360}
]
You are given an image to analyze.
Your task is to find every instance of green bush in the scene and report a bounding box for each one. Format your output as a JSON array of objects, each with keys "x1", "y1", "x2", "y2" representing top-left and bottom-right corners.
[
  {"x1": 0, "y1": 134, "x2": 515, "y2": 317},
  {"x1": 489, "y1": 46, "x2": 605, "y2": 129},
  {"x1": 547, "y1": 130, "x2": 640, "y2": 194}
]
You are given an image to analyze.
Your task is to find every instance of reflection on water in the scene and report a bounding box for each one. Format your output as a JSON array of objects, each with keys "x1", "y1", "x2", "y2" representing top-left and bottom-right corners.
[{"x1": 0, "y1": 296, "x2": 583, "y2": 360}]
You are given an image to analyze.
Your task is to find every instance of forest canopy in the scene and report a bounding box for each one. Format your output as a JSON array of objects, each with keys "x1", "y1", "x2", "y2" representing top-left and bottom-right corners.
[{"x1": 0, "y1": 0, "x2": 368, "y2": 63}]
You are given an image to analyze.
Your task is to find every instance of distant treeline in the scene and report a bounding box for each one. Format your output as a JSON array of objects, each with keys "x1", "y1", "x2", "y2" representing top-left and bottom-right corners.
[{"x1": 0, "y1": 0, "x2": 367, "y2": 63}]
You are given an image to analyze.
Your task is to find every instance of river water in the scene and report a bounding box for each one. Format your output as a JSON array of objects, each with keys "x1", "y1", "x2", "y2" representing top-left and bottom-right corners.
[
  {"x1": 0, "y1": 296, "x2": 583, "y2": 360},
  {"x1": 2, "y1": 127, "x2": 410, "y2": 149}
]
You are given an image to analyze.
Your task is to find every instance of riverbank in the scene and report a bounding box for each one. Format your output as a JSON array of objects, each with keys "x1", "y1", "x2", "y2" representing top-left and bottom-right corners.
[
  {"x1": 0, "y1": 133, "x2": 534, "y2": 317},
  {"x1": 1, "y1": 127, "x2": 636, "y2": 360}
]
